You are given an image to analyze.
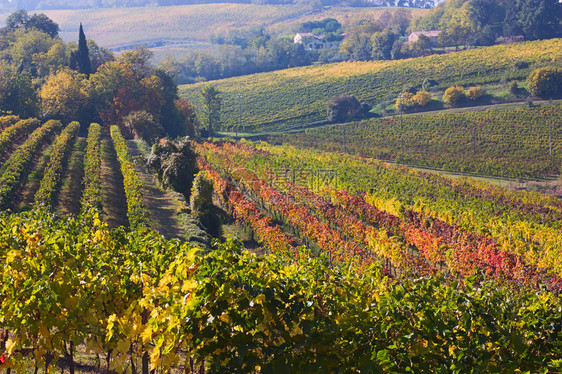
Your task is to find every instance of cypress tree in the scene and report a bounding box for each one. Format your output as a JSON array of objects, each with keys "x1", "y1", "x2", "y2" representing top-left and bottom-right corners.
[{"x1": 77, "y1": 23, "x2": 92, "y2": 77}]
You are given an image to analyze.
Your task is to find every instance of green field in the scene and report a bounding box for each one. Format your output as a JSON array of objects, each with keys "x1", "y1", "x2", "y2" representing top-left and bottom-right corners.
[
  {"x1": 267, "y1": 104, "x2": 562, "y2": 179},
  {"x1": 180, "y1": 38, "x2": 562, "y2": 133}
]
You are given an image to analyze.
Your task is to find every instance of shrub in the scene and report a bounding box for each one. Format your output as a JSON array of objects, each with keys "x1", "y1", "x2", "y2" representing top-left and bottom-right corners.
[
  {"x1": 509, "y1": 81, "x2": 519, "y2": 95},
  {"x1": 395, "y1": 92, "x2": 415, "y2": 111},
  {"x1": 413, "y1": 90, "x2": 432, "y2": 107},
  {"x1": 327, "y1": 95, "x2": 364, "y2": 122},
  {"x1": 527, "y1": 66, "x2": 562, "y2": 99},
  {"x1": 123, "y1": 110, "x2": 163, "y2": 144},
  {"x1": 466, "y1": 86, "x2": 484, "y2": 101},
  {"x1": 396, "y1": 91, "x2": 431, "y2": 110},
  {"x1": 146, "y1": 138, "x2": 199, "y2": 199},
  {"x1": 443, "y1": 85, "x2": 465, "y2": 106},
  {"x1": 513, "y1": 60, "x2": 529, "y2": 70}
]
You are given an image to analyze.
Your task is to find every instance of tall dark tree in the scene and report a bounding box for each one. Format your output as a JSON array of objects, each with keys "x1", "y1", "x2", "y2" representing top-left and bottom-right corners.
[
  {"x1": 201, "y1": 85, "x2": 221, "y2": 137},
  {"x1": 77, "y1": 23, "x2": 92, "y2": 77}
]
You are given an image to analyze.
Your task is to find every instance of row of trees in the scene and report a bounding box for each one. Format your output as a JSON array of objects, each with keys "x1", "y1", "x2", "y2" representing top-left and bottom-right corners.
[
  {"x1": 412, "y1": 0, "x2": 562, "y2": 46},
  {"x1": 340, "y1": 0, "x2": 561, "y2": 62},
  {"x1": 163, "y1": 31, "x2": 310, "y2": 84},
  {"x1": 0, "y1": 11, "x2": 195, "y2": 140},
  {"x1": 164, "y1": 12, "x2": 410, "y2": 83},
  {"x1": 168, "y1": 0, "x2": 561, "y2": 83}
]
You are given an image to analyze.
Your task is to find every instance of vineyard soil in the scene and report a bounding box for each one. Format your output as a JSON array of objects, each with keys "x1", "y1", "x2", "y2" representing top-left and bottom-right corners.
[
  {"x1": 100, "y1": 137, "x2": 128, "y2": 228},
  {"x1": 126, "y1": 140, "x2": 184, "y2": 240},
  {"x1": 57, "y1": 137, "x2": 86, "y2": 216}
]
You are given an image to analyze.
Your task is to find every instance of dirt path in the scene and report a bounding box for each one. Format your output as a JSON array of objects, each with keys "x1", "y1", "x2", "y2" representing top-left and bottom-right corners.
[
  {"x1": 100, "y1": 136, "x2": 128, "y2": 228},
  {"x1": 126, "y1": 140, "x2": 184, "y2": 239},
  {"x1": 56, "y1": 137, "x2": 86, "y2": 216}
]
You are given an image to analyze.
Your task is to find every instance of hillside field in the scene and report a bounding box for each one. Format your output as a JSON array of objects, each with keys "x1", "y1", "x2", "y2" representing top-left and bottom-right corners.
[
  {"x1": 267, "y1": 104, "x2": 562, "y2": 179},
  {"x1": 180, "y1": 38, "x2": 562, "y2": 133}
]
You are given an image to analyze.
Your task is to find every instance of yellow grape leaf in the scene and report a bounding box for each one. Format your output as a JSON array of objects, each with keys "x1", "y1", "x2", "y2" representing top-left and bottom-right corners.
[
  {"x1": 110, "y1": 355, "x2": 125, "y2": 371},
  {"x1": 162, "y1": 353, "x2": 178, "y2": 369},
  {"x1": 220, "y1": 313, "x2": 231, "y2": 324},
  {"x1": 94, "y1": 230, "x2": 104, "y2": 242},
  {"x1": 5, "y1": 338, "x2": 15, "y2": 355},
  {"x1": 6, "y1": 250, "x2": 18, "y2": 263},
  {"x1": 289, "y1": 324, "x2": 303, "y2": 337},
  {"x1": 141, "y1": 326, "x2": 153, "y2": 343},
  {"x1": 141, "y1": 273, "x2": 151, "y2": 285},
  {"x1": 39, "y1": 325, "x2": 51, "y2": 342},
  {"x1": 150, "y1": 347, "x2": 161, "y2": 370},
  {"x1": 117, "y1": 339, "x2": 130, "y2": 354},
  {"x1": 255, "y1": 294, "x2": 266, "y2": 304},
  {"x1": 181, "y1": 279, "x2": 197, "y2": 293},
  {"x1": 33, "y1": 347, "x2": 46, "y2": 362},
  {"x1": 184, "y1": 248, "x2": 198, "y2": 264}
]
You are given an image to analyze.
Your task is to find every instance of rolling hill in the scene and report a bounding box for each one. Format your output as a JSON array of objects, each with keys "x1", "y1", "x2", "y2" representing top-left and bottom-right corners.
[
  {"x1": 0, "y1": 5, "x2": 427, "y2": 52},
  {"x1": 179, "y1": 38, "x2": 562, "y2": 133}
]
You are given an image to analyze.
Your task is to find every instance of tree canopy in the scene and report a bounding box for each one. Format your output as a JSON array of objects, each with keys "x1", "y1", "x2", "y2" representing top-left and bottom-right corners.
[
  {"x1": 0, "y1": 11, "x2": 195, "y2": 139},
  {"x1": 4, "y1": 10, "x2": 59, "y2": 37},
  {"x1": 412, "y1": 0, "x2": 562, "y2": 45}
]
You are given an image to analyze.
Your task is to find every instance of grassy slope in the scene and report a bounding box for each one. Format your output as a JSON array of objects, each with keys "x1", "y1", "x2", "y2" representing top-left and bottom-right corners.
[
  {"x1": 0, "y1": 4, "x2": 305, "y2": 47},
  {"x1": 0, "y1": 5, "x2": 425, "y2": 49},
  {"x1": 179, "y1": 38, "x2": 562, "y2": 133}
]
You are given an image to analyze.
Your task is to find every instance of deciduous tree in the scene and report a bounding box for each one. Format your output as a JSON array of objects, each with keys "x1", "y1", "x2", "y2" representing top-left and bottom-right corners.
[
  {"x1": 443, "y1": 85, "x2": 465, "y2": 106},
  {"x1": 527, "y1": 67, "x2": 562, "y2": 99},
  {"x1": 328, "y1": 95, "x2": 363, "y2": 122},
  {"x1": 40, "y1": 68, "x2": 88, "y2": 122},
  {"x1": 0, "y1": 61, "x2": 37, "y2": 117},
  {"x1": 466, "y1": 86, "x2": 484, "y2": 100}
]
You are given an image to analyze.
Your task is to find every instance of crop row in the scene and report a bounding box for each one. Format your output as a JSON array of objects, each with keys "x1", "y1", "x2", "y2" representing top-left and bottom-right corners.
[
  {"x1": 271, "y1": 104, "x2": 562, "y2": 178},
  {"x1": 180, "y1": 39, "x2": 562, "y2": 132},
  {"x1": 197, "y1": 166, "x2": 295, "y2": 254},
  {"x1": 0, "y1": 115, "x2": 19, "y2": 131},
  {"x1": 34, "y1": 122, "x2": 80, "y2": 210},
  {"x1": 198, "y1": 143, "x2": 422, "y2": 275},
  {"x1": 197, "y1": 141, "x2": 562, "y2": 291},
  {"x1": 110, "y1": 126, "x2": 148, "y2": 229},
  {"x1": 80, "y1": 123, "x2": 103, "y2": 213},
  {"x1": 0, "y1": 118, "x2": 40, "y2": 162},
  {"x1": 1, "y1": 208, "x2": 562, "y2": 372},
  {"x1": 246, "y1": 142, "x2": 562, "y2": 275},
  {"x1": 0, "y1": 120, "x2": 62, "y2": 209}
]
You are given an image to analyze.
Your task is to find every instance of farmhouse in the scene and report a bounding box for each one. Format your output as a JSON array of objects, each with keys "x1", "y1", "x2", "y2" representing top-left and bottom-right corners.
[
  {"x1": 408, "y1": 30, "x2": 440, "y2": 45},
  {"x1": 294, "y1": 33, "x2": 342, "y2": 51}
]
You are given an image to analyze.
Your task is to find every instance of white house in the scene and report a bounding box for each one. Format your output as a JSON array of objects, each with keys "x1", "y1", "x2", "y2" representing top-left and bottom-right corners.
[{"x1": 294, "y1": 33, "x2": 342, "y2": 51}]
